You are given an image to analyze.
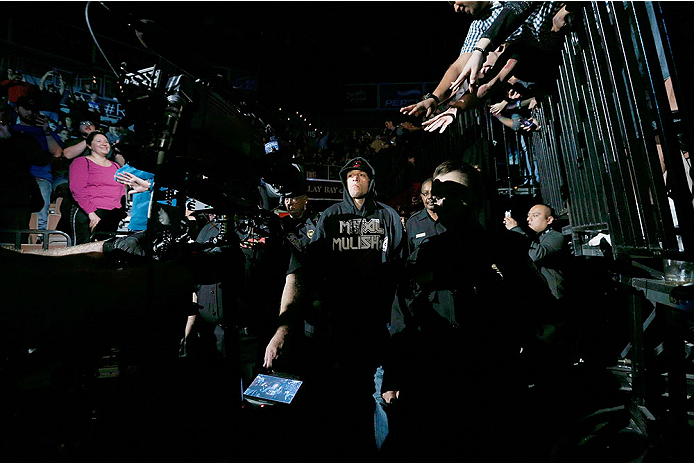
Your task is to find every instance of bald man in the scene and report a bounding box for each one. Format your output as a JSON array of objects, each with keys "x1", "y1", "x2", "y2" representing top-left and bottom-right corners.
[{"x1": 503, "y1": 203, "x2": 566, "y2": 299}]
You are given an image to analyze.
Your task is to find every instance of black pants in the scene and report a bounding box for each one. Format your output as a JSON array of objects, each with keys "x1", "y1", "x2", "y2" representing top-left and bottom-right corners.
[{"x1": 69, "y1": 205, "x2": 124, "y2": 245}]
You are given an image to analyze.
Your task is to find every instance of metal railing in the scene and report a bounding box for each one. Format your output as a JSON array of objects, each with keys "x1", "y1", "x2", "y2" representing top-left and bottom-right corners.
[
  {"x1": 0, "y1": 229, "x2": 72, "y2": 250},
  {"x1": 531, "y1": 1, "x2": 692, "y2": 259}
]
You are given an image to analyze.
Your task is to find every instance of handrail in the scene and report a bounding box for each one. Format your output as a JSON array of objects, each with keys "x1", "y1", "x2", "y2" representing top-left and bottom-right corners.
[{"x1": 0, "y1": 229, "x2": 73, "y2": 250}]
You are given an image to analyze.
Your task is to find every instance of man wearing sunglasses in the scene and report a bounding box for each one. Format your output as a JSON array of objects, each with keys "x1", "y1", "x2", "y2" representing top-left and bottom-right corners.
[
  {"x1": 62, "y1": 119, "x2": 124, "y2": 165},
  {"x1": 382, "y1": 159, "x2": 519, "y2": 461},
  {"x1": 62, "y1": 120, "x2": 96, "y2": 160},
  {"x1": 403, "y1": 178, "x2": 445, "y2": 254}
]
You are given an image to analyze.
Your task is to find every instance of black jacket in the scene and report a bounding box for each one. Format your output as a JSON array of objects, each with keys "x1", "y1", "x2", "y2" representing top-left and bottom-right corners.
[{"x1": 304, "y1": 157, "x2": 405, "y2": 327}]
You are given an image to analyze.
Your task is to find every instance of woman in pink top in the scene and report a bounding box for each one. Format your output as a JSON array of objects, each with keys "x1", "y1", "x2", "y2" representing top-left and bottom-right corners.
[{"x1": 67, "y1": 131, "x2": 125, "y2": 244}]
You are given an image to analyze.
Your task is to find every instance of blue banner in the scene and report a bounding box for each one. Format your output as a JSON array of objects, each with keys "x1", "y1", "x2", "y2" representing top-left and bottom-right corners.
[{"x1": 345, "y1": 83, "x2": 438, "y2": 111}]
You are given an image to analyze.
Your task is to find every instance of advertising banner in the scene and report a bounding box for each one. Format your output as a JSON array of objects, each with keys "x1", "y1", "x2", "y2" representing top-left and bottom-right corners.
[
  {"x1": 344, "y1": 83, "x2": 437, "y2": 111},
  {"x1": 306, "y1": 178, "x2": 343, "y2": 201}
]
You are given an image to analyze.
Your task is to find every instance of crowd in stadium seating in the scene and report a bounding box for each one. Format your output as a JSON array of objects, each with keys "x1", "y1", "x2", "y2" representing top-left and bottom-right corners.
[{"x1": 1, "y1": 64, "x2": 427, "y2": 245}]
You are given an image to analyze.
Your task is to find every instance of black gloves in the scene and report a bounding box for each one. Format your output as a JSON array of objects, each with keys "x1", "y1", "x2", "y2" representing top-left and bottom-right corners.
[{"x1": 102, "y1": 232, "x2": 149, "y2": 259}]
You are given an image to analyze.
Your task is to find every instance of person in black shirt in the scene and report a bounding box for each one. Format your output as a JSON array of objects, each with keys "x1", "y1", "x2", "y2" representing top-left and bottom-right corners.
[
  {"x1": 269, "y1": 178, "x2": 322, "y2": 373},
  {"x1": 403, "y1": 178, "x2": 446, "y2": 254},
  {"x1": 0, "y1": 102, "x2": 52, "y2": 243},
  {"x1": 38, "y1": 70, "x2": 65, "y2": 123},
  {"x1": 277, "y1": 188, "x2": 320, "y2": 256},
  {"x1": 383, "y1": 160, "x2": 520, "y2": 461},
  {"x1": 504, "y1": 203, "x2": 566, "y2": 300}
]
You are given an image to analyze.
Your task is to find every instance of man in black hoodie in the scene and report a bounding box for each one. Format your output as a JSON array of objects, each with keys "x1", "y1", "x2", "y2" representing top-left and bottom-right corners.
[{"x1": 263, "y1": 157, "x2": 404, "y2": 458}]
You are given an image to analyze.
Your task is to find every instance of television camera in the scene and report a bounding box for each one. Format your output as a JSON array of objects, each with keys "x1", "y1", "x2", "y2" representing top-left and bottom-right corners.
[{"x1": 89, "y1": 0, "x2": 302, "y2": 260}]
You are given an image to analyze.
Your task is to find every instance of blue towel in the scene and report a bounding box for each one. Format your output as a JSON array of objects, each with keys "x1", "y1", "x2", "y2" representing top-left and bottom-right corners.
[{"x1": 115, "y1": 164, "x2": 155, "y2": 231}]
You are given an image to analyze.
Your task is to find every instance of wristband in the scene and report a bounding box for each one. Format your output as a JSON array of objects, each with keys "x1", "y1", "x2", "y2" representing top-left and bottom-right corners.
[
  {"x1": 423, "y1": 93, "x2": 440, "y2": 105},
  {"x1": 473, "y1": 46, "x2": 487, "y2": 55}
]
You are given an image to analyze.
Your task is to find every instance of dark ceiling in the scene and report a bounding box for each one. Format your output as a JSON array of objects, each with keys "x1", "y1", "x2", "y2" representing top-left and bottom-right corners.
[
  {"x1": 4, "y1": 1, "x2": 478, "y2": 129},
  {"x1": 8, "y1": 2, "x2": 472, "y2": 117},
  {"x1": 119, "y1": 2, "x2": 469, "y2": 82}
]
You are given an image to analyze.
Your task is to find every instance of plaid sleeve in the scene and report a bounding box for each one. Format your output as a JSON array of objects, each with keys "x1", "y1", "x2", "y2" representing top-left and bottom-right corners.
[
  {"x1": 481, "y1": 1, "x2": 536, "y2": 48},
  {"x1": 488, "y1": 1, "x2": 566, "y2": 51},
  {"x1": 461, "y1": 19, "x2": 489, "y2": 54},
  {"x1": 460, "y1": 1, "x2": 506, "y2": 54}
]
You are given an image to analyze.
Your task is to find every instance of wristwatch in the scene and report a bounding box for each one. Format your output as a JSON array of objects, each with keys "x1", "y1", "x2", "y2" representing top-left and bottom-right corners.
[{"x1": 423, "y1": 93, "x2": 440, "y2": 105}]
